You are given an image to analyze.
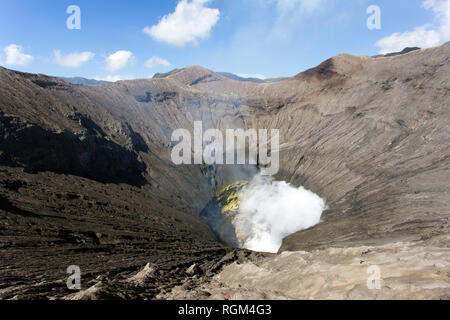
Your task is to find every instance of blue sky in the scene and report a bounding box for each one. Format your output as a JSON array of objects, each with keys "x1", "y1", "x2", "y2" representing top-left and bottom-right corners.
[{"x1": 0, "y1": 0, "x2": 448, "y2": 80}]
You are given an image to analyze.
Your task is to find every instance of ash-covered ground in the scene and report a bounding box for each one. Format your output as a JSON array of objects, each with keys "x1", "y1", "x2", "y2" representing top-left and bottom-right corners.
[{"x1": 1, "y1": 43, "x2": 449, "y2": 299}]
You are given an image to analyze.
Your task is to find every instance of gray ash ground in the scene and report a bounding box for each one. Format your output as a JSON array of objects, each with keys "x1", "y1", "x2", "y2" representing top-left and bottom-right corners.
[
  {"x1": 1, "y1": 43, "x2": 450, "y2": 299},
  {"x1": 0, "y1": 167, "x2": 266, "y2": 300}
]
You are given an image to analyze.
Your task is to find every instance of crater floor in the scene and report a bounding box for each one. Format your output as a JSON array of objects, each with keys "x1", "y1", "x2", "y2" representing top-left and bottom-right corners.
[{"x1": 161, "y1": 235, "x2": 450, "y2": 300}]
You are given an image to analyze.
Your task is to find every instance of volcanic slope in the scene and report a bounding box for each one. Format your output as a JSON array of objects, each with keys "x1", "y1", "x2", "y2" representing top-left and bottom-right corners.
[{"x1": 0, "y1": 42, "x2": 449, "y2": 299}]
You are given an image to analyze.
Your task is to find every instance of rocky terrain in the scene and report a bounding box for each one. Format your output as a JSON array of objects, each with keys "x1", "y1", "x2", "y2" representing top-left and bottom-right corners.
[
  {"x1": 161, "y1": 235, "x2": 450, "y2": 300},
  {"x1": 0, "y1": 42, "x2": 449, "y2": 299}
]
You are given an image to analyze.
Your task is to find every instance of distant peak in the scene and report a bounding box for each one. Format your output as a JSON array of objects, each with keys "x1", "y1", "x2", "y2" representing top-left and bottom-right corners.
[
  {"x1": 184, "y1": 65, "x2": 213, "y2": 72},
  {"x1": 295, "y1": 53, "x2": 366, "y2": 80},
  {"x1": 165, "y1": 65, "x2": 226, "y2": 86},
  {"x1": 374, "y1": 47, "x2": 421, "y2": 58},
  {"x1": 60, "y1": 77, "x2": 112, "y2": 86}
]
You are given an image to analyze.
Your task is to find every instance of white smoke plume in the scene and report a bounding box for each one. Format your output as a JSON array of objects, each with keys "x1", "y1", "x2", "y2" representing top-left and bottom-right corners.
[{"x1": 235, "y1": 175, "x2": 326, "y2": 253}]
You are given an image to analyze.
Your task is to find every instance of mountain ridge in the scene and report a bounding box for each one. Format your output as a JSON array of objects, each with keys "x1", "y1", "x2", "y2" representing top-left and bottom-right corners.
[
  {"x1": 1, "y1": 45, "x2": 435, "y2": 88},
  {"x1": 0, "y1": 42, "x2": 449, "y2": 299}
]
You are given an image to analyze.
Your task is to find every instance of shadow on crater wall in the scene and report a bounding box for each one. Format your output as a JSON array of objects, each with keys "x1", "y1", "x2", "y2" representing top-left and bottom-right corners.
[{"x1": 0, "y1": 113, "x2": 147, "y2": 186}]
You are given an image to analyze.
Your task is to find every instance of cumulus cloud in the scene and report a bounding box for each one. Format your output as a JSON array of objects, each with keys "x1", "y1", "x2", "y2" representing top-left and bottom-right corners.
[
  {"x1": 145, "y1": 56, "x2": 171, "y2": 69},
  {"x1": 3, "y1": 44, "x2": 34, "y2": 66},
  {"x1": 105, "y1": 50, "x2": 134, "y2": 71},
  {"x1": 143, "y1": 0, "x2": 220, "y2": 47},
  {"x1": 53, "y1": 50, "x2": 95, "y2": 68},
  {"x1": 376, "y1": 0, "x2": 450, "y2": 54},
  {"x1": 424, "y1": 0, "x2": 450, "y2": 39}
]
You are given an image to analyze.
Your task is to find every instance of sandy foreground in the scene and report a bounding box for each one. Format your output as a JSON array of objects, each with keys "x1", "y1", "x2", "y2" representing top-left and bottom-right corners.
[{"x1": 161, "y1": 235, "x2": 450, "y2": 300}]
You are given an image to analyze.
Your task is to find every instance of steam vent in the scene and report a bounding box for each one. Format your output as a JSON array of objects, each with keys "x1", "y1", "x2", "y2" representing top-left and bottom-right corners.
[{"x1": 0, "y1": 42, "x2": 450, "y2": 300}]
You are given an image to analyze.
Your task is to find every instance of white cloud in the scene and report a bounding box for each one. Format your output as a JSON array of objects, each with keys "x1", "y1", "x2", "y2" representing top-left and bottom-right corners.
[
  {"x1": 143, "y1": 0, "x2": 220, "y2": 47},
  {"x1": 3, "y1": 44, "x2": 34, "y2": 66},
  {"x1": 237, "y1": 73, "x2": 267, "y2": 80},
  {"x1": 145, "y1": 56, "x2": 171, "y2": 69},
  {"x1": 53, "y1": 50, "x2": 95, "y2": 68},
  {"x1": 376, "y1": 26, "x2": 441, "y2": 54},
  {"x1": 425, "y1": 0, "x2": 450, "y2": 39},
  {"x1": 376, "y1": 0, "x2": 450, "y2": 54},
  {"x1": 105, "y1": 50, "x2": 134, "y2": 71},
  {"x1": 94, "y1": 74, "x2": 135, "y2": 82}
]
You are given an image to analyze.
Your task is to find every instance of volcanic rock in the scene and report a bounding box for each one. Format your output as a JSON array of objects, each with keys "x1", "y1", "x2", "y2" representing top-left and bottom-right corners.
[{"x1": 0, "y1": 43, "x2": 449, "y2": 299}]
